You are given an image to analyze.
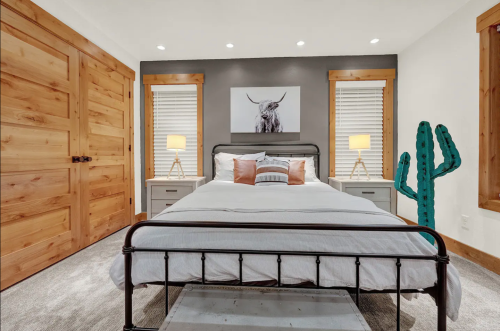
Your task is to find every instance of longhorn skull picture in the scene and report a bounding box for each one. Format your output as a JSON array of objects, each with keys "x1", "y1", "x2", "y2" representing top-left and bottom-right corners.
[
  {"x1": 246, "y1": 92, "x2": 287, "y2": 133},
  {"x1": 230, "y1": 86, "x2": 300, "y2": 133}
]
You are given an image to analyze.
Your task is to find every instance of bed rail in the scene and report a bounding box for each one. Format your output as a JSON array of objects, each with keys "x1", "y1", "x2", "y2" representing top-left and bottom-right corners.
[{"x1": 123, "y1": 221, "x2": 449, "y2": 331}]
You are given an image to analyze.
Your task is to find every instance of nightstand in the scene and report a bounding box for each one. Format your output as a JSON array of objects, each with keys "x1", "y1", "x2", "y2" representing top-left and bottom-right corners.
[
  {"x1": 328, "y1": 177, "x2": 396, "y2": 215},
  {"x1": 146, "y1": 177, "x2": 205, "y2": 219}
]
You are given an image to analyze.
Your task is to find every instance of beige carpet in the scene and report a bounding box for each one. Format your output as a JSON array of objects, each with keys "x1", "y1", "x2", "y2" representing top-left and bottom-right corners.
[{"x1": 1, "y1": 228, "x2": 499, "y2": 331}]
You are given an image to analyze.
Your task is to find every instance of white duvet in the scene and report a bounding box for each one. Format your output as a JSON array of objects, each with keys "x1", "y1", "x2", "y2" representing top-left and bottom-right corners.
[{"x1": 110, "y1": 181, "x2": 461, "y2": 321}]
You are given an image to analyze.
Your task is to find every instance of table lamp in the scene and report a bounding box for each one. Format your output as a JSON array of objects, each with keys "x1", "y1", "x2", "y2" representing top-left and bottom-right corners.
[
  {"x1": 166, "y1": 135, "x2": 186, "y2": 179},
  {"x1": 349, "y1": 134, "x2": 371, "y2": 180}
]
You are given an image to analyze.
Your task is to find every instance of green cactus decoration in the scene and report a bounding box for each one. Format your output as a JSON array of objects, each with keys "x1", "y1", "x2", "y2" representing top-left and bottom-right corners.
[{"x1": 395, "y1": 121, "x2": 461, "y2": 244}]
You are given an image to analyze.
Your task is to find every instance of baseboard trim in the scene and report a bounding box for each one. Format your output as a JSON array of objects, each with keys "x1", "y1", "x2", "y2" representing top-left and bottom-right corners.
[
  {"x1": 398, "y1": 215, "x2": 500, "y2": 275},
  {"x1": 134, "y1": 212, "x2": 147, "y2": 224}
]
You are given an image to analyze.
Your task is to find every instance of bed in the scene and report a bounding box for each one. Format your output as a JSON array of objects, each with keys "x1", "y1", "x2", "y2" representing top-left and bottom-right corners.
[{"x1": 112, "y1": 143, "x2": 460, "y2": 331}]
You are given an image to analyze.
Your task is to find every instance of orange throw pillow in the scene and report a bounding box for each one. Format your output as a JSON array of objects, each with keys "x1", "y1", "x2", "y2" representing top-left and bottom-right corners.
[
  {"x1": 288, "y1": 160, "x2": 305, "y2": 185},
  {"x1": 233, "y1": 159, "x2": 256, "y2": 185}
]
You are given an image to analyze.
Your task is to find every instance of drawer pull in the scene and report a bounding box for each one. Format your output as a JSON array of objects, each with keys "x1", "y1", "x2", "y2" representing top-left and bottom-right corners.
[
  {"x1": 165, "y1": 190, "x2": 178, "y2": 193},
  {"x1": 362, "y1": 191, "x2": 375, "y2": 194},
  {"x1": 166, "y1": 204, "x2": 173, "y2": 207}
]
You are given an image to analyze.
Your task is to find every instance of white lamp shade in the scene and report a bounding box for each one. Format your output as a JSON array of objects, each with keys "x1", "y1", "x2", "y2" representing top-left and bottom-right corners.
[
  {"x1": 166, "y1": 135, "x2": 186, "y2": 151},
  {"x1": 349, "y1": 134, "x2": 371, "y2": 150}
]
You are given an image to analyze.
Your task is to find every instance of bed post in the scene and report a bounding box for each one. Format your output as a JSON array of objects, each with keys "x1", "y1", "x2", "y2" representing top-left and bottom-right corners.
[
  {"x1": 436, "y1": 255, "x2": 449, "y2": 331},
  {"x1": 430, "y1": 227, "x2": 449, "y2": 331},
  {"x1": 123, "y1": 245, "x2": 134, "y2": 330},
  {"x1": 123, "y1": 223, "x2": 142, "y2": 331}
]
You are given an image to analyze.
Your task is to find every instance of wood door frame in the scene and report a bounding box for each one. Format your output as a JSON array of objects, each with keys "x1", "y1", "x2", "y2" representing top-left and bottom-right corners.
[
  {"x1": 328, "y1": 69, "x2": 396, "y2": 179},
  {"x1": 129, "y1": 81, "x2": 135, "y2": 219},
  {"x1": 477, "y1": 3, "x2": 500, "y2": 213},
  {"x1": 143, "y1": 74, "x2": 204, "y2": 182}
]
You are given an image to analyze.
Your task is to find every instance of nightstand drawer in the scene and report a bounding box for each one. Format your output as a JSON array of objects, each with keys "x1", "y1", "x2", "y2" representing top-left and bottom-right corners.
[
  {"x1": 329, "y1": 177, "x2": 395, "y2": 215},
  {"x1": 151, "y1": 199, "x2": 178, "y2": 213},
  {"x1": 152, "y1": 185, "x2": 193, "y2": 200},
  {"x1": 345, "y1": 187, "x2": 391, "y2": 202},
  {"x1": 147, "y1": 177, "x2": 206, "y2": 220}
]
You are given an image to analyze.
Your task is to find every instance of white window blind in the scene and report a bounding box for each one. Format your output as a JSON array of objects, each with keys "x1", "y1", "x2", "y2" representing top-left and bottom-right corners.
[
  {"x1": 335, "y1": 80, "x2": 385, "y2": 178},
  {"x1": 152, "y1": 85, "x2": 197, "y2": 177}
]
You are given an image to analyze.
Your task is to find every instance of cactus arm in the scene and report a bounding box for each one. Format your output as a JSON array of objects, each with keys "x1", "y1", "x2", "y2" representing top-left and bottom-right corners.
[
  {"x1": 394, "y1": 152, "x2": 418, "y2": 200},
  {"x1": 432, "y1": 124, "x2": 462, "y2": 179}
]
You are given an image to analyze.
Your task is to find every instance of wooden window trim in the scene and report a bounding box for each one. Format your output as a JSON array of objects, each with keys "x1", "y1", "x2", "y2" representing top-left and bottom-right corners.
[
  {"x1": 476, "y1": 3, "x2": 500, "y2": 33},
  {"x1": 143, "y1": 74, "x2": 204, "y2": 85},
  {"x1": 477, "y1": 3, "x2": 500, "y2": 213},
  {"x1": 144, "y1": 74, "x2": 204, "y2": 183},
  {"x1": 328, "y1": 69, "x2": 396, "y2": 179}
]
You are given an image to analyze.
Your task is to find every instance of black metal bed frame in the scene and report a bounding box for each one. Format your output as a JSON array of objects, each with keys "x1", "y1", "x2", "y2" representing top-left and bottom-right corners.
[
  {"x1": 123, "y1": 143, "x2": 449, "y2": 331},
  {"x1": 211, "y1": 143, "x2": 321, "y2": 179}
]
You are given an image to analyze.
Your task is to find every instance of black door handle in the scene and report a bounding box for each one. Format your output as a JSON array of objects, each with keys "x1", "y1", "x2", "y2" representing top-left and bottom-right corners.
[
  {"x1": 82, "y1": 156, "x2": 93, "y2": 163},
  {"x1": 72, "y1": 156, "x2": 84, "y2": 163}
]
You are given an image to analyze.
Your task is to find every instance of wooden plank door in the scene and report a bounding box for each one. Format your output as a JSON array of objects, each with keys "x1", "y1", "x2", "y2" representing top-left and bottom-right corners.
[
  {"x1": 79, "y1": 53, "x2": 131, "y2": 246},
  {"x1": 0, "y1": 8, "x2": 80, "y2": 289}
]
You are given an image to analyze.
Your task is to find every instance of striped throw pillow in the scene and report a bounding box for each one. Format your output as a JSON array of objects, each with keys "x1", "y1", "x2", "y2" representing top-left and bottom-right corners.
[{"x1": 255, "y1": 157, "x2": 289, "y2": 186}]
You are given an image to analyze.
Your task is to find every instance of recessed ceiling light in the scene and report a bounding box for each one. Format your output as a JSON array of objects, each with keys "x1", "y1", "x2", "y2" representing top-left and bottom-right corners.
[
  {"x1": 370, "y1": 39, "x2": 380, "y2": 44},
  {"x1": 297, "y1": 41, "x2": 305, "y2": 46},
  {"x1": 157, "y1": 45, "x2": 165, "y2": 50},
  {"x1": 226, "y1": 43, "x2": 234, "y2": 48}
]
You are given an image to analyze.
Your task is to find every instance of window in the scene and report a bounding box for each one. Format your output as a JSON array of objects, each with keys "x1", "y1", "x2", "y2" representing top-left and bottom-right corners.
[
  {"x1": 329, "y1": 69, "x2": 395, "y2": 179},
  {"x1": 335, "y1": 81, "x2": 385, "y2": 178},
  {"x1": 144, "y1": 73, "x2": 204, "y2": 181},
  {"x1": 152, "y1": 85, "x2": 198, "y2": 176},
  {"x1": 477, "y1": 4, "x2": 500, "y2": 213}
]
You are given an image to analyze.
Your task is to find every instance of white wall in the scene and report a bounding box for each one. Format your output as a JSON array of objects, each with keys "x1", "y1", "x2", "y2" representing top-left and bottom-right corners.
[
  {"x1": 398, "y1": 0, "x2": 500, "y2": 257},
  {"x1": 32, "y1": 0, "x2": 142, "y2": 214}
]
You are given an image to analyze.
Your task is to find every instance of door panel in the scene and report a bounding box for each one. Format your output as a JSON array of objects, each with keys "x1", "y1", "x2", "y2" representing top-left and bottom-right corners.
[
  {"x1": 80, "y1": 54, "x2": 131, "y2": 246},
  {"x1": 0, "y1": 10, "x2": 80, "y2": 290},
  {"x1": 1, "y1": 207, "x2": 70, "y2": 256},
  {"x1": 88, "y1": 101, "x2": 124, "y2": 128},
  {"x1": 1, "y1": 70, "x2": 70, "y2": 118}
]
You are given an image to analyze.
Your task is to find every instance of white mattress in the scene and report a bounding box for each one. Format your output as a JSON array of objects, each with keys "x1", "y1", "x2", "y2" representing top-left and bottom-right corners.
[{"x1": 110, "y1": 181, "x2": 461, "y2": 320}]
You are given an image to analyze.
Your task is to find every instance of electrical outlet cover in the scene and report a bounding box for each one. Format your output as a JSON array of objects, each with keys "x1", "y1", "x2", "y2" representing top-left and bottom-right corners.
[{"x1": 461, "y1": 215, "x2": 470, "y2": 230}]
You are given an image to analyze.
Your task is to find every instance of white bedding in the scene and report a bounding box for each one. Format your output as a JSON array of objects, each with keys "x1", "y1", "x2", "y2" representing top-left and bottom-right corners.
[{"x1": 110, "y1": 181, "x2": 461, "y2": 321}]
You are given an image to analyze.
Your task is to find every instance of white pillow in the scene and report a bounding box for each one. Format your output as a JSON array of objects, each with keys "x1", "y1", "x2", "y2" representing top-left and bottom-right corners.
[
  {"x1": 214, "y1": 152, "x2": 265, "y2": 181},
  {"x1": 269, "y1": 156, "x2": 320, "y2": 182}
]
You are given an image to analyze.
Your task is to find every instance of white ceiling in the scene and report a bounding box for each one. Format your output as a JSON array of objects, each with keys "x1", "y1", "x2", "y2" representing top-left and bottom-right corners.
[{"x1": 38, "y1": 0, "x2": 471, "y2": 61}]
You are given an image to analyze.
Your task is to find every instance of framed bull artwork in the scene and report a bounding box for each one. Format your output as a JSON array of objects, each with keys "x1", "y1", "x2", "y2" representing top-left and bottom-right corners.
[{"x1": 230, "y1": 86, "x2": 300, "y2": 133}]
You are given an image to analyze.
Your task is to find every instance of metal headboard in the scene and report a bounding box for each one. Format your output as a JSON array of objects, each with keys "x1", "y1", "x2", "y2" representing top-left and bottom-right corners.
[{"x1": 211, "y1": 143, "x2": 320, "y2": 180}]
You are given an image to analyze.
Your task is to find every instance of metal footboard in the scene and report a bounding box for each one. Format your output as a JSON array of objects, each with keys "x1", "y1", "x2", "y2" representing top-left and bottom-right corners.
[{"x1": 123, "y1": 221, "x2": 449, "y2": 331}]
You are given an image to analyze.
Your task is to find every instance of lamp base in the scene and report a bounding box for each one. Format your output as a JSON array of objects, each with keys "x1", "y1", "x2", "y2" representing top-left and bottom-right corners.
[
  {"x1": 349, "y1": 157, "x2": 371, "y2": 180},
  {"x1": 167, "y1": 157, "x2": 186, "y2": 179}
]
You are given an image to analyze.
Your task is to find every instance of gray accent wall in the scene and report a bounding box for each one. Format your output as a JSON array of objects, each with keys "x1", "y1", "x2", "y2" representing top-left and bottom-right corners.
[{"x1": 140, "y1": 55, "x2": 398, "y2": 211}]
